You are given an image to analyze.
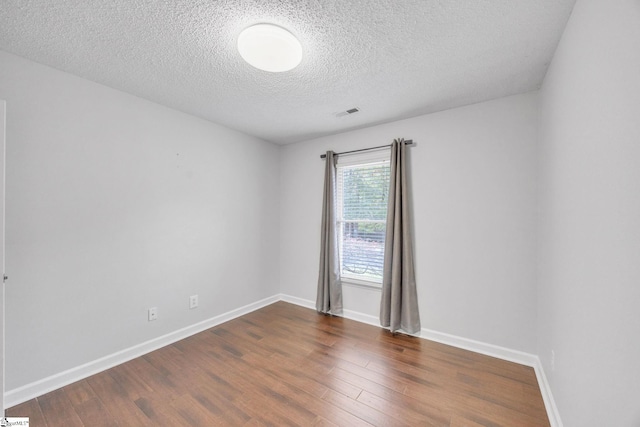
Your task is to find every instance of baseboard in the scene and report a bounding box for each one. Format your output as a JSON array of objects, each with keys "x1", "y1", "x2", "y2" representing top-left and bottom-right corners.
[
  {"x1": 278, "y1": 294, "x2": 315, "y2": 310},
  {"x1": 532, "y1": 357, "x2": 563, "y2": 427},
  {"x1": 4, "y1": 294, "x2": 279, "y2": 409},
  {"x1": 278, "y1": 294, "x2": 382, "y2": 327},
  {"x1": 5, "y1": 293, "x2": 563, "y2": 426},
  {"x1": 418, "y1": 328, "x2": 539, "y2": 367},
  {"x1": 280, "y1": 294, "x2": 537, "y2": 365},
  {"x1": 279, "y1": 293, "x2": 562, "y2": 427},
  {"x1": 419, "y1": 328, "x2": 563, "y2": 426}
]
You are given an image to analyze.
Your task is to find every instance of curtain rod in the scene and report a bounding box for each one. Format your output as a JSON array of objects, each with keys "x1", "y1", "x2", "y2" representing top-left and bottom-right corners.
[{"x1": 320, "y1": 140, "x2": 413, "y2": 159}]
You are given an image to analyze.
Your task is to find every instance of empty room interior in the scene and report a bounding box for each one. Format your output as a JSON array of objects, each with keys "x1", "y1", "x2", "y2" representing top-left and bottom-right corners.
[{"x1": 0, "y1": 0, "x2": 639, "y2": 426}]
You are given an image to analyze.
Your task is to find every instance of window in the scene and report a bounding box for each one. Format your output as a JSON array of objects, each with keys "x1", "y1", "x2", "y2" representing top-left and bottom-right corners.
[{"x1": 336, "y1": 151, "x2": 391, "y2": 286}]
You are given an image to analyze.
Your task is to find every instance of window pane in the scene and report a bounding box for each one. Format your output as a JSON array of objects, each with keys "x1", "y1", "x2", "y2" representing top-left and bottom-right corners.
[
  {"x1": 341, "y1": 222, "x2": 386, "y2": 281},
  {"x1": 337, "y1": 157, "x2": 390, "y2": 284},
  {"x1": 341, "y1": 163, "x2": 390, "y2": 221}
]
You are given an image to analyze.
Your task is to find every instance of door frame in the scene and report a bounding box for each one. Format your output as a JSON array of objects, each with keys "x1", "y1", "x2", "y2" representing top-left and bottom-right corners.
[{"x1": 1, "y1": 99, "x2": 6, "y2": 415}]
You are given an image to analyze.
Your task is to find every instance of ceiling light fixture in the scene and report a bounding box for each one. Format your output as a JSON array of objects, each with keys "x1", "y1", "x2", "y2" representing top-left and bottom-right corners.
[{"x1": 237, "y1": 24, "x2": 302, "y2": 72}]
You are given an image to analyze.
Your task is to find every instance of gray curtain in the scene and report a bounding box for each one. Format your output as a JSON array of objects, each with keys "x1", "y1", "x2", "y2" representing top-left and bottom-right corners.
[
  {"x1": 380, "y1": 139, "x2": 421, "y2": 334},
  {"x1": 316, "y1": 151, "x2": 343, "y2": 315}
]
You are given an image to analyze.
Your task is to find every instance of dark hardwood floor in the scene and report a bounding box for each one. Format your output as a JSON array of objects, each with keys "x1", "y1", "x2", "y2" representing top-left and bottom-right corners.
[{"x1": 7, "y1": 301, "x2": 550, "y2": 426}]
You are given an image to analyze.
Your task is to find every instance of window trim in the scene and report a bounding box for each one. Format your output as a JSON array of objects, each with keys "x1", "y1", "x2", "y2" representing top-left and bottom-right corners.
[
  {"x1": 341, "y1": 276, "x2": 384, "y2": 290},
  {"x1": 335, "y1": 149, "x2": 390, "y2": 288}
]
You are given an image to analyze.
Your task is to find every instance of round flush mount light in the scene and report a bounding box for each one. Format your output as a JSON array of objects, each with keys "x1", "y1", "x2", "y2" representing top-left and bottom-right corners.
[{"x1": 237, "y1": 24, "x2": 302, "y2": 72}]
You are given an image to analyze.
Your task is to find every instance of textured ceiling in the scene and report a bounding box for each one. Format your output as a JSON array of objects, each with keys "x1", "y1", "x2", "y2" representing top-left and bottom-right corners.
[{"x1": 0, "y1": 0, "x2": 576, "y2": 144}]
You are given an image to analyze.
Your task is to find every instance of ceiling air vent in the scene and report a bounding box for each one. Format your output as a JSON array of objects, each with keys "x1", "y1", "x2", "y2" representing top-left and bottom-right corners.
[{"x1": 335, "y1": 107, "x2": 360, "y2": 118}]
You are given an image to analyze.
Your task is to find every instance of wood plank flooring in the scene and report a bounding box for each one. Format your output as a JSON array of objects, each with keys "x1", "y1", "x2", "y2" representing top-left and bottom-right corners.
[{"x1": 7, "y1": 301, "x2": 550, "y2": 426}]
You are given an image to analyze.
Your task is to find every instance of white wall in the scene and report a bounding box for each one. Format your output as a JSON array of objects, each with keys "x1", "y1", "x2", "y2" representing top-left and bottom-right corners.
[
  {"x1": 537, "y1": 0, "x2": 640, "y2": 425},
  {"x1": 9, "y1": 3, "x2": 640, "y2": 421},
  {"x1": 0, "y1": 50, "x2": 280, "y2": 391},
  {"x1": 280, "y1": 92, "x2": 539, "y2": 353}
]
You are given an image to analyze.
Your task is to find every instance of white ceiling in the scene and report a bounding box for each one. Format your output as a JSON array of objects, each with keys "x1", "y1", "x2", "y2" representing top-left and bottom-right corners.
[{"x1": 0, "y1": 0, "x2": 576, "y2": 144}]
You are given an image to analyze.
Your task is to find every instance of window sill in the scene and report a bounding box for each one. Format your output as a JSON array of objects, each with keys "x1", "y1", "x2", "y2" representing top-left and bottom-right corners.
[{"x1": 340, "y1": 277, "x2": 382, "y2": 290}]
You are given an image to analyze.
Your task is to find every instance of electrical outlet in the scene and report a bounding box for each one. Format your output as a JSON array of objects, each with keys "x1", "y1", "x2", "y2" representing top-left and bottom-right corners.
[
  {"x1": 189, "y1": 295, "x2": 198, "y2": 309},
  {"x1": 148, "y1": 307, "x2": 158, "y2": 321},
  {"x1": 551, "y1": 350, "x2": 556, "y2": 371}
]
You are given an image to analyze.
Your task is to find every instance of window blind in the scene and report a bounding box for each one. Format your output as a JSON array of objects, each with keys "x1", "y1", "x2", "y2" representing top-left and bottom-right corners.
[{"x1": 336, "y1": 158, "x2": 390, "y2": 284}]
